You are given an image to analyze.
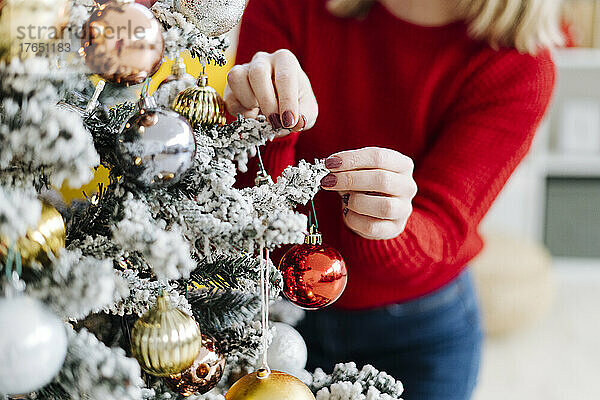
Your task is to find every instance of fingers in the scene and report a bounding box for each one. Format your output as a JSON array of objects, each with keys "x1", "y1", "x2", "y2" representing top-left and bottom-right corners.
[
  {"x1": 344, "y1": 192, "x2": 410, "y2": 220},
  {"x1": 224, "y1": 87, "x2": 260, "y2": 118},
  {"x1": 248, "y1": 52, "x2": 281, "y2": 127},
  {"x1": 325, "y1": 147, "x2": 414, "y2": 174},
  {"x1": 225, "y1": 49, "x2": 318, "y2": 132},
  {"x1": 321, "y1": 170, "x2": 418, "y2": 197},
  {"x1": 273, "y1": 49, "x2": 300, "y2": 128},
  {"x1": 297, "y1": 72, "x2": 318, "y2": 131},
  {"x1": 343, "y1": 209, "x2": 407, "y2": 240},
  {"x1": 226, "y1": 64, "x2": 259, "y2": 110}
]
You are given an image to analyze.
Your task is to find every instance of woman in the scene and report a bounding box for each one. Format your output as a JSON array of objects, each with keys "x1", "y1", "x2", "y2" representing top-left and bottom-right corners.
[{"x1": 227, "y1": 0, "x2": 561, "y2": 399}]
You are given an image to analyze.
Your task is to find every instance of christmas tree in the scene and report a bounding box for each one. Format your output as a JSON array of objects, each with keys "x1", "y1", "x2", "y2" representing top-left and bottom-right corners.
[{"x1": 0, "y1": 1, "x2": 404, "y2": 399}]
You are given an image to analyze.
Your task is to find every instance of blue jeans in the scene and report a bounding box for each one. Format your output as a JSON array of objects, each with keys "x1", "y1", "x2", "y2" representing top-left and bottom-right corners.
[{"x1": 297, "y1": 270, "x2": 483, "y2": 400}]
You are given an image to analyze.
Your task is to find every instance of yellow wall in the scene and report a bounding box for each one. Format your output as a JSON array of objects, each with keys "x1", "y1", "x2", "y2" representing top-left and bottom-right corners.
[{"x1": 59, "y1": 53, "x2": 234, "y2": 202}]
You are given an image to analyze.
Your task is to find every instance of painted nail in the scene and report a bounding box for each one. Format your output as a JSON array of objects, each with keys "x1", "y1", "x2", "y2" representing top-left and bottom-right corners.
[
  {"x1": 320, "y1": 173, "x2": 338, "y2": 188},
  {"x1": 298, "y1": 114, "x2": 307, "y2": 131},
  {"x1": 343, "y1": 208, "x2": 349, "y2": 216},
  {"x1": 342, "y1": 194, "x2": 350, "y2": 206},
  {"x1": 325, "y1": 156, "x2": 343, "y2": 169},
  {"x1": 282, "y1": 110, "x2": 295, "y2": 128},
  {"x1": 269, "y1": 113, "x2": 282, "y2": 129}
]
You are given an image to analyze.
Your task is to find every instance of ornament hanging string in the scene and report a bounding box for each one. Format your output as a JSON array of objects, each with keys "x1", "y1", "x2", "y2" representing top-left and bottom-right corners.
[
  {"x1": 3, "y1": 245, "x2": 22, "y2": 281},
  {"x1": 258, "y1": 244, "x2": 271, "y2": 378},
  {"x1": 310, "y1": 198, "x2": 319, "y2": 229},
  {"x1": 256, "y1": 146, "x2": 267, "y2": 175},
  {"x1": 2, "y1": 245, "x2": 25, "y2": 294},
  {"x1": 141, "y1": 77, "x2": 151, "y2": 98}
]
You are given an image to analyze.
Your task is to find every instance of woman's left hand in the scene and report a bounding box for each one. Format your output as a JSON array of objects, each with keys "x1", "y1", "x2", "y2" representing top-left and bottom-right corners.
[{"x1": 320, "y1": 147, "x2": 417, "y2": 240}]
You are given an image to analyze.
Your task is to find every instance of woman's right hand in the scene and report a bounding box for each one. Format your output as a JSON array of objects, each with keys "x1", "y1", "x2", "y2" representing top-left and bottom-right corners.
[{"x1": 224, "y1": 49, "x2": 318, "y2": 134}]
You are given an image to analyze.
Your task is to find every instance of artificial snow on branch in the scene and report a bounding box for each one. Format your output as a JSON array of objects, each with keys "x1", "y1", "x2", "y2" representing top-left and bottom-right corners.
[
  {"x1": 0, "y1": 58, "x2": 99, "y2": 188},
  {"x1": 0, "y1": 186, "x2": 41, "y2": 241},
  {"x1": 112, "y1": 194, "x2": 196, "y2": 281},
  {"x1": 35, "y1": 327, "x2": 145, "y2": 400},
  {"x1": 26, "y1": 248, "x2": 129, "y2": 320},
  {"x1": 311, "y1": 363, "x2": 404, "y2": 400},
  {"x1": 152, "y1": 0, "x2": 229, "y2": 63},
  {"x1": 109, "y1": 269, "x2": 192, "y2": 317}
]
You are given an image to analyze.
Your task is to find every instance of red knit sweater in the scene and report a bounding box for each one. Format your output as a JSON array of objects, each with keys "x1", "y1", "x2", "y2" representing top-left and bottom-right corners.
[{"x1": 236, "y1": 0, "x2": 555, "y2": 310}]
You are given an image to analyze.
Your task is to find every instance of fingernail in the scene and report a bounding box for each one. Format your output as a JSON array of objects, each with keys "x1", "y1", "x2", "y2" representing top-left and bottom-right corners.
[
  {"x1": 320, "y1": 173, "x2": 337, "y2": 188},
  {"x1": 282, "y1": 111, "x2": 295, "y2": 128},
  {"x1": 298, "y1": 114, "x2": 307, "y2": 131},
  {"x1": 342, "y1": 194, "x2": 350, "y2": 206},
  {"x1": 269, "y1": 113, "x2": 282, "y2": 129},
  {"x1": 343, "y1": 208, "x2": 349, "y2": 216},
  {"x1": 325, "y1": 156, "x2": 343, "y2": 169}
]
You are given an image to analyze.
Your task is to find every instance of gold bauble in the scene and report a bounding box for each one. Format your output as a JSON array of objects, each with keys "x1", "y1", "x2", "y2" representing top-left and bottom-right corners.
[
  {"x1": 171, "y1": 74, "x2": 227, "y2": 129},
  {"x1": 225, "y1": 369, "x2": 316, "y2": 400},
  {"x1": 0, "y1": 202, "x2": 65, "y2": 269},
  {"x1": 130, "y1": 294, "x2": 203, "y2": 377},
  {"x1": 164, "y1": 334, "x2": 226, "y2": 396},
  {"x1": 0, "y1": 0, "x2": 71, "y2": 61}
]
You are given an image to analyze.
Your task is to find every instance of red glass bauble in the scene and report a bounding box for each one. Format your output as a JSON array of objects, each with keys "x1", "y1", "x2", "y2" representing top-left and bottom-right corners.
[{"x1": 279, "y1": 242, "x2": 348, "y2": 310}]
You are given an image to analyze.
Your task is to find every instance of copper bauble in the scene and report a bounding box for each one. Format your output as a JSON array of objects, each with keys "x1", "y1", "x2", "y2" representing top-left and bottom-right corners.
[
  {"x1": 173, "y1": 0, "x2": 246, "y2": 37},
  {"x1": 117, "y1": 95, "x2": 196, "y2": 187},
  {"x1": 172, "y1": 74, "x2": 227, "y2": 129},
  {"x1": 0, "y1": 202, "x2": 65, "y2": 269},
  {"x1": 130, "y1": 294, "x2": 203, "y2": 377},
  {"x1": 81, "y1": 0, "x2": 164, "y2": 85},
  {"x1": 164, "y1": 334, "x2": 226, "y2": 396},
  {"x1": 225, "y1": 369, "x2": 315, "y2": 400},
  {"x1": 279, "y1": 226, "x2": 347, "y2": 310}
]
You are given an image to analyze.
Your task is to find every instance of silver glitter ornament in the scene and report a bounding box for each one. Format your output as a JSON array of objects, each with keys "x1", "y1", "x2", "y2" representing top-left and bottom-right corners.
[
  {"x1": 174, "y1": 0, "x2": 247, "y2": 37},
  {"x1": 117, "y1": 95, "x2": 196, "y2": 187}
]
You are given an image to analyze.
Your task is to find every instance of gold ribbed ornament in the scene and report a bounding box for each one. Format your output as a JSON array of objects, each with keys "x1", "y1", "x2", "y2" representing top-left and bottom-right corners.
[
  {"x1": 130, "y1": 294, "x2": 203, "y2": 377},
  {"x1": 225, "y1": 369, "x2": 316, "y2": 400},
  {"x1": 171, "y1": 74, "x2": 227, "y2": 129},
  {"x1": 0, "y1": 202, "x2": 65, "y2": 268}
]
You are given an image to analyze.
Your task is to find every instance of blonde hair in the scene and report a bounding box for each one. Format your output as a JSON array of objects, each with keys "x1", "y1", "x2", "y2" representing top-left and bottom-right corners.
[{"x1": 326, "y1": 0, "x2": 563, "y2": 54}]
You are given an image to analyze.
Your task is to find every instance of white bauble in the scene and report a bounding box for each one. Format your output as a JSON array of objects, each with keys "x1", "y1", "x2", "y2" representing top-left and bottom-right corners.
[
  {"x1": 0, "y1": 296, "x2": 68, "y2": 395},
  {"x1": 173, "y1": 0, "x2": 247, "y2": 37},
  {"x1": 267, "y1": 322, "x2": 308, "y2": 377}
]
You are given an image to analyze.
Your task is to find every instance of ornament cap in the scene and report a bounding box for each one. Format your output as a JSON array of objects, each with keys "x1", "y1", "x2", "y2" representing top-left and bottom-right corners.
[
  {"x1": 304, "y1": 225, "x2": 322, "y2": 245},
  {"x1": 197, "y1": 74, "x2": 209, "y2": 88},
  {"x1": 257, "y1": 368, "x2": 270, "y2": 379},
  {"x1": 155, "y1": 293, "x2": 169, "y2": 310},
  {"x1": 254, "y1": 171, "x2": 274, "y2": 186},
  {"x1": 138, "y1": 94, "x2": 157, "y2": 110},
  {"x1": 172, "y1": 56, "x2": 187, "y2": 77}
]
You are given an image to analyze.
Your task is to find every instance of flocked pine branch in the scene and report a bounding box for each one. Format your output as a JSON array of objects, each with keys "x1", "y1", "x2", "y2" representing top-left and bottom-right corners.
[
  {"x1": 151, "y1": 0, "x2": 229, "y2": 63},
  {"x1": 0, "y1": 58, "x2": 98, "y2": 188},
  {"x1": 25, "y1": 248, "x2": 129, "y2": 320},
  {"x1": 34, "y1": 327, "x2": 145, "y2": 400},
  {"x1": 112, "y1": 194, "x2": 196, "y2": 281},
  {"x1": 109, "y1": 269, "x2": 191, "y2": 317},
  {"x1": 311, "y1": 363, "x2": 404, "y2": 400},
  {"x1": 0, "y1": 186, "x2": 41, "y2": 241}
]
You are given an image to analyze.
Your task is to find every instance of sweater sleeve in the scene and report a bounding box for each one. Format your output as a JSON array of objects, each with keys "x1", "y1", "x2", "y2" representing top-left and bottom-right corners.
[
  {"x1": 342, "y1": 50, "x2": 556, "y2": 282},
  {"x1": 235, "y1": 0, "x2": 305, "y2": 185}
]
